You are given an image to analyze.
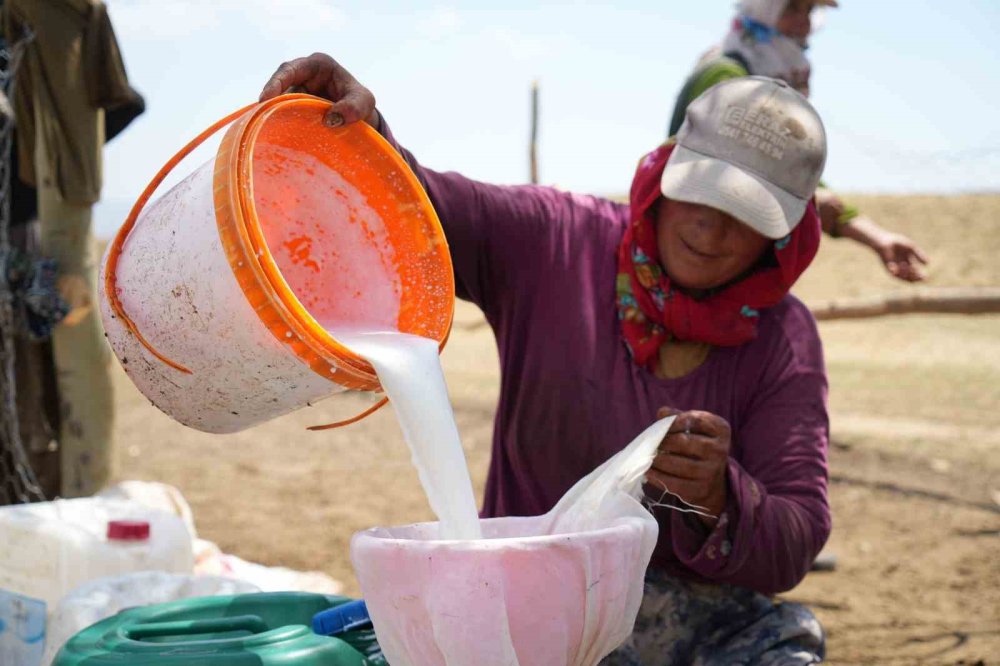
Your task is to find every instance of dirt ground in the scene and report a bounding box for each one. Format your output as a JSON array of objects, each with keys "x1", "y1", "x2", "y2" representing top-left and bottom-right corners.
[{"x1": 113, "y1": 194, "x2": 1000, "y2": 665}]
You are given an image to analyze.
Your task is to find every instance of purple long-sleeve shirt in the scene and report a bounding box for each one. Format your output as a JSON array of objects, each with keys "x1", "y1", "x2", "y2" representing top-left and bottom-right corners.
[{"x1": 378, "y1": 120, "x2": 831, "y2": 596}]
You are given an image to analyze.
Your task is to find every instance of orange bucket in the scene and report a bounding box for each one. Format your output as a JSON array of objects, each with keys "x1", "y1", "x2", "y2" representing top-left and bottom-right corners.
[{"x1": 100, "y1": 94, "x2": 454, "y2": 433}]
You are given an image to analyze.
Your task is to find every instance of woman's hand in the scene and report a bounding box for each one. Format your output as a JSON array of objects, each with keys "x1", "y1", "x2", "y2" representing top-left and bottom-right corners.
[
  {"x1": 816, "y1": 188, "x2": 930, "y2": 282},
  {"x1": 870, "y1": 228, "x2": 930, "y2": 282},
  {"x1": 260, "y1": 53, "x2": 378, "y2": 128},
  {"x1": 647, "y1": 407, "x2": 731, "y2": 526}
]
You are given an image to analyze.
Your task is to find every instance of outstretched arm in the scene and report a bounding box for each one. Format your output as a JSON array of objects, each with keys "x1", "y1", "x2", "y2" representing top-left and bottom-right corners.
[{"x1": 816, "y1": 188, "x2": 929, "y2": 282}]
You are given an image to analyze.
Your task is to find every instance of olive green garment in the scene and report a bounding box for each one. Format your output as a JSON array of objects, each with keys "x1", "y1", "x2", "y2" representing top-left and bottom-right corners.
[
  {"x1": 35, "y1": 98, "x2": 115, "y2": 498},
  {"x1": 4, "y1": 0, "x2": 136, "y2": 205}
]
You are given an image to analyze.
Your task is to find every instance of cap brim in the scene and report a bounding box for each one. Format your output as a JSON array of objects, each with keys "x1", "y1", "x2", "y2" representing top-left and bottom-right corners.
[{"x1": 660, "y1": 145, "x2": 807, "y2": 240}]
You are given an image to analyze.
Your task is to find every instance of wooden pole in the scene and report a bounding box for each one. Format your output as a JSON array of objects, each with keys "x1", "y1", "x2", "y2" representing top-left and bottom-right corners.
[
  {"x1": 811, "y1": 287, "x2": 1000, "y2": 321},
  {"x1": 530, "y1": 79, "x2": 539, "y2": 185}
]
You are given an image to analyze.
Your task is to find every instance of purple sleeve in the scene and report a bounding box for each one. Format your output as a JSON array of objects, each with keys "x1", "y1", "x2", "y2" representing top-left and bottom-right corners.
[
  {"x1": 670, "y1": 309, "x2": 831, "y2": 596},
  {"x1": 373, "y1": 114, "x2": 566, "y2": 323}
]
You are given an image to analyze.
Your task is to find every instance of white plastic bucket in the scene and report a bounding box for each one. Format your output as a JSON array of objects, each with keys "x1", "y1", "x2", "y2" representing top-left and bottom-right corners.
[{"x1": 100, "y1": 94, "x2": 454, "y2": 433}]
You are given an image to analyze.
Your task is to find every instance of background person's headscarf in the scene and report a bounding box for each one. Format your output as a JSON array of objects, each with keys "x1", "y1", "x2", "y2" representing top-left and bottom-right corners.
[
  {"x1": 615, "y1": 143, "x2": 821, "y2": 369},
  {"x1": 739, "y1": 0, "x2": 794, "y2": 27},
  {"x1": 719, "y1": 0, "x2": 812, "y2": 95}
]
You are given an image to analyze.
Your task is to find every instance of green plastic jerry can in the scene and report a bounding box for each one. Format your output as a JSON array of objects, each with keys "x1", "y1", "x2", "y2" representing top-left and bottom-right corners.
[{"x1": 52, "y1": 592, "x2": 385, "y2": 665}]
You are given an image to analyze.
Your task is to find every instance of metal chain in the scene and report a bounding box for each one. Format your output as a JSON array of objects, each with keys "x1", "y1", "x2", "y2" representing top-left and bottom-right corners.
[{"x1": 0, "y1": 27, "x2": 45, "y2": 505}]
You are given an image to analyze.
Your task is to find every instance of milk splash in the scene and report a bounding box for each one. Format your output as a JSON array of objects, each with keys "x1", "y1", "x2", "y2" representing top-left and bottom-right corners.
[{"x1": 330, "y1": 329, "x2": 483, "y2": 540}]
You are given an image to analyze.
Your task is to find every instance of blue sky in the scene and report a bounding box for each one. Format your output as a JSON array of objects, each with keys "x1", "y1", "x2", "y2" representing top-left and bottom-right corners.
[{"x1": 96, "y1": 0, "x2": 1000, "y2": 238}]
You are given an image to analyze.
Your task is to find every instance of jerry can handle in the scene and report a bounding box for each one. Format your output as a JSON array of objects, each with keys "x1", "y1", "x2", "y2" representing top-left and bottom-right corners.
[{"x1": 124, "y1": 614, "x2": 269, "y2": 641}]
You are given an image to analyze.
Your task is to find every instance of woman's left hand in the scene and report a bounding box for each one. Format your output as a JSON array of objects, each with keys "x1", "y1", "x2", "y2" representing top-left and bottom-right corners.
[{"x1": 647, "y1": 407, "x2": 731, "y2": 526}]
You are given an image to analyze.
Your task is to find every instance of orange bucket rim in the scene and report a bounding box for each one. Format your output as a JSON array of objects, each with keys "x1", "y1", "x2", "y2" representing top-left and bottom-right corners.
[{"x1": 224, "y1": 95, "x2": 455, "y2": 385}]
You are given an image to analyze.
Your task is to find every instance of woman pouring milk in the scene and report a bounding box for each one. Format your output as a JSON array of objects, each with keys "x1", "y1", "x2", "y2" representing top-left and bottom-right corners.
[{"x1": 261, "y1": 55, "x2": 830, "y2": 664}]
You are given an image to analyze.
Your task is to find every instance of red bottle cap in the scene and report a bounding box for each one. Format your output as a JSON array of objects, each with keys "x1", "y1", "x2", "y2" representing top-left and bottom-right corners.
[{"x1": 107, "y1": 520, "x2": 150, "y2": 541}]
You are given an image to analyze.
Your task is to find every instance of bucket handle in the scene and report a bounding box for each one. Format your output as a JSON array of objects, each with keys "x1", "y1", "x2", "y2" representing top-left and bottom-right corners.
[
  {"x1": 104, "y1": 102, "x2": 259, "y2": 375},
  {"x1": 106, "y1": 98, "x2": 391, "y2": 430},
  {"x1": 307, "y1": 397, "x2": 389, "y2": 431}
]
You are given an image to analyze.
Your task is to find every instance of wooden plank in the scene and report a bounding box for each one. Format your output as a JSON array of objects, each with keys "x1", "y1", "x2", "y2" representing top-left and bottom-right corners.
[{"x1": 811, "y1": 287, "x2": 1000, "y2": 320}]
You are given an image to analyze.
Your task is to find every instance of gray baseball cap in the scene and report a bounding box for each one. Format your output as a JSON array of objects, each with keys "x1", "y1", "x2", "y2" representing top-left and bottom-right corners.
[{"x1": 661, "y1": 76, "x2": 827, "y2": 239}]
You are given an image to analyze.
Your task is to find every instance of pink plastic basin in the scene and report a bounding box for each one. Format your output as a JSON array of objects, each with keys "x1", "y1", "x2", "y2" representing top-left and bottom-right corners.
[{"x1": 351, "y1": 513, "x2": 655, "y2": 666}]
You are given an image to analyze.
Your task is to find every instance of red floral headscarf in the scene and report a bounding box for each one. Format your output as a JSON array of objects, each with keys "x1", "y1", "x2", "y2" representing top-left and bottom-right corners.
[{"x1": 616, "y1": 143, "x2": 821, "y2": 369}]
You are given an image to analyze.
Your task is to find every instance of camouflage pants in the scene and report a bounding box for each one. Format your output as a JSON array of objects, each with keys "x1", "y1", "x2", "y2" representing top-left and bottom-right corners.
[{"x1": 602, "y1": 570, "x2": 824, "y2": 665}]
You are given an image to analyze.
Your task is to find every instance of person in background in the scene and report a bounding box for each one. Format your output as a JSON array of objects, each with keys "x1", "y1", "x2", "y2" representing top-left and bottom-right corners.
[
  {"x1": 3, "y1": 0, "x2": 144, "y2": 498},
  {"x1": 262, "y1": 53, "x2": 832, "y2": 664},
  {"x1": 670, "y1": 0, "x2": 929, "y2": 282}
]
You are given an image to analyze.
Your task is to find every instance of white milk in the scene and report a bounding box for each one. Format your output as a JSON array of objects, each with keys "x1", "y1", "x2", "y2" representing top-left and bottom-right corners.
[{"x1": 329, "y1": 329, "x2": 483, "y2": 540}]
